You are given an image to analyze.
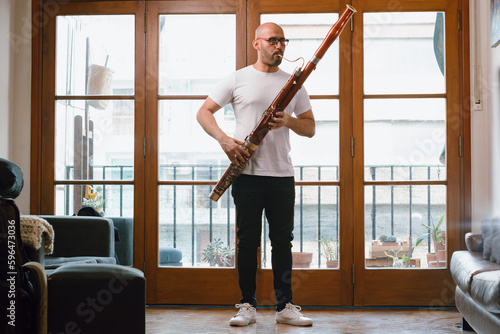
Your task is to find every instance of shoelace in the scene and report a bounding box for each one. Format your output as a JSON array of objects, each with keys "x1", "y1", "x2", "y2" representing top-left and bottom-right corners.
[
  {"x1": 234, "y1": 303, "x2": 253, "y2": 316},
  {"x1": 285, "y1": 304, "x2": 303, "y2": 316}
]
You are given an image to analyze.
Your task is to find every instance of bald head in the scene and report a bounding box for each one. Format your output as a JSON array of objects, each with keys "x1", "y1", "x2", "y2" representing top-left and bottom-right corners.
[{"x1": 255, "y1": 22, "x2": 284, "y2": 39}]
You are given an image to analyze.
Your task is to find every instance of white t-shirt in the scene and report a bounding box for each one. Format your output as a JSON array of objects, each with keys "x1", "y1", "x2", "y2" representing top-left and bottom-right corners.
[{"x1": 209, "y1": 65, "x2": 312, "y2": 177}]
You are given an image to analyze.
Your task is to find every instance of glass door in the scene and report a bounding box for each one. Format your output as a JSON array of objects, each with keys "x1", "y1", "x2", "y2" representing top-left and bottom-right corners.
[
  {"x1": 40, "y1": 1, "x2": 145, "y2": 269},
  {"x1": 249, "y1": 0, "x2": 354, "y2": 306},
  {"x1": 144, "y1": 1, "x2": 245, "y2": 305},
  {"x1": 146, "y1": 0, "x2": 354, "y2": 306},
  {"x1": 352, "y1": 0, "x2": 462, "y2": 306}
]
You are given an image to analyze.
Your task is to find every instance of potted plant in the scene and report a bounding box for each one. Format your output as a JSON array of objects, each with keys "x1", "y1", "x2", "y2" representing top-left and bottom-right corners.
[
  {"x1": 319, "y1": 236, "x2": 338, "y2": 268},
  {"x1": 384, "y1": 248, "x2": 405, "y2": 267},
  {"x1": 202, "y1": 238, "x2": 234, "y2": 267},
  {"x1": 416, "y1": 214, "x2": 446, "y2": 267},
  {"x1": 378, "y1": 235, "x2": 398, "y2": 246},
  {"x1": 292, "y1": 251, "x2": 313, "y2": 268},
  {"x1": 82, "y1": 185, "x2": 105, "y2": 215},
  {"x1": 217, "y1": 245, "x2": 235, "y2": 267}
]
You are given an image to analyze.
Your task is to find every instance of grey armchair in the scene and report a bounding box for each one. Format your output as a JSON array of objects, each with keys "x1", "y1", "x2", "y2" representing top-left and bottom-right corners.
[
  {"x1": 37, "y1": 215, "x2": 116, "y2": 269},
  {"x1": 32, "y1": 215, "x2": 146, "y2": 333},
  {"x1": 1, "y1": 158, "x2": 145, "y2": 333}
]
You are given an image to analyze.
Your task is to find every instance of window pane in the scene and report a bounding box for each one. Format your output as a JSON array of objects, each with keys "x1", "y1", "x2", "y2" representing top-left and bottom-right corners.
[
  {"x1": 55, "y1": 100, "x2": 135, "y2": 181},
  {"x1": 261, "y1": 185, "x2": 339, "y2": 269},
  {"x1": 55, "y1": 183, "x2": 134, "y2": 265},
  {"x1": 158, "y1": 100, "x2": 230, "y2": 181},
  {"x1": 364, "y1": 99, "x2": 446, "y2": 181},
  {"x1": 364, "y1": 185, "x2": 446, "y2": 269},
  {"x1": 55, "y1": 184, "x2": 133, "y2": 218},
  {"x1": 364, "y1": 12, "x2": 445, "y2": 94},
  {"x1": 159, "y1": 185, "x2": 235, "y2": 267},
  {"x1": 261, "y1": 14, "x2": 340, "y2": 95},
  {"x1": 292, "y1": 99, "x2": 339, "y2": 181},
  {"x1": 159, "y1": 15, "x2": 236, "y2": 95},
  {"x1": 56, "y1": 15, "x2": 135, "y2": 96}
]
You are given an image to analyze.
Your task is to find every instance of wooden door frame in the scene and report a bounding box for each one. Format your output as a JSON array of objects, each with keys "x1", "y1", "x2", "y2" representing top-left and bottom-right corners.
[
  {"x1": 351, "y1": 0, "x2": 470, "y2": 306},
  {"x1": 30, "y1": 0, "x2": 471, "y2": 307},
  {"x1": 250, "y1": 0, "x2": 354, "y2": 307},
  {"x1": 144, "y1": 0, "x2": 246, "y2": 305},
  {"x1": 30, "y1": 0, "x2": 147, "y2": 270}
]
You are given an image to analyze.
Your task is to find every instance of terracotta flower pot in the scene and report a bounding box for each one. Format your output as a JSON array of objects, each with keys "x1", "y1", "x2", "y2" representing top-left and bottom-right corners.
[
  {"x1": 427, "y1": 252, "x2": 447, "y2": 268},
  {"x1": 216, "y1": 254, "x2": 235, "y2": 267},
  {"x1": 382, "y1": 242, "x2": 399, "y2": 246},
  {"x1": 326, "y1": 260, "x2": 338, "y2": 268},
  {"x1": 292, "y1": 252, "x2": 313, "y2": 268}
]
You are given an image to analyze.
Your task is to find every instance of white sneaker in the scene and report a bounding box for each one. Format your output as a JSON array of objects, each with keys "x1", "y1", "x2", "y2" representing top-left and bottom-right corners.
[
  {"x1": 275, "y1": 303, "x2": 313, "y2": 326},
  {"x1": 229, "y1": 303, "x2": 257, "y2": 326}
]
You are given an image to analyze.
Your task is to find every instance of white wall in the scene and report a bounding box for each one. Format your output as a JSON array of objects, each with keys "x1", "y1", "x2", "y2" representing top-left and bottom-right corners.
[
  {"x1": 490, "y1": 15, "x2": 500, "y2": 217},
  {"x1": 0, "y1": 0, "x2": 13, "y2": 158},
  {"x1": 10, "y1": 0, "x2": 31, "y2": 213},
  {"x1": 470, "y1": 0, "x2": 500, "y2": 231},
  {"x1": 1, "y1": 0, "x2": 31, "y2": 213}
]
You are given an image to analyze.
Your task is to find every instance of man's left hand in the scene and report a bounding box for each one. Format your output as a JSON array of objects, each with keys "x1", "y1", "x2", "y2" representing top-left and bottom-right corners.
[{"x1": 269, "y1": 111, "x2": 289, "y2": 130}]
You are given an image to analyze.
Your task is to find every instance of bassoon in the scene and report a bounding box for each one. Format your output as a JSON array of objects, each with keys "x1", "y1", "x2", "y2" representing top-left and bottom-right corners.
[{"x1": 209, "y1": 4, "x2": 356, "y2": 201}]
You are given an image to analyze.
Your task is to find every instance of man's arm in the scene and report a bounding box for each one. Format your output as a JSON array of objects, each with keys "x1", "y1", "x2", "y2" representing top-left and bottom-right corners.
[
  {"x1": 270, "y1": 109, "x2": 316, "y2": 138},
  {"x1": 196, "y1": 98, "x2": 250, "y2": 165}
]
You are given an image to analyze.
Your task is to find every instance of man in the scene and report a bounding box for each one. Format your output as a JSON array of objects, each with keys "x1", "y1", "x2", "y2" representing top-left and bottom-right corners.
[{"x1": 196, "y1": 22, "x2": 315, "y2": 327}]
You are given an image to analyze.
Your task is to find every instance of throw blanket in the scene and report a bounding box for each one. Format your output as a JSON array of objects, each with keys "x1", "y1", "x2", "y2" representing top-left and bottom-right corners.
[{"x1": 20, "y1": 216, "x2": 54, "y2": 254}]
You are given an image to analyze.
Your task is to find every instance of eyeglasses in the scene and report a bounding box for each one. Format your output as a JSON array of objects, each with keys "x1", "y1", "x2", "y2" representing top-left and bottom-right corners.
[{"x1": 256, "y1": 37, "x2": 289, "y2": 46}]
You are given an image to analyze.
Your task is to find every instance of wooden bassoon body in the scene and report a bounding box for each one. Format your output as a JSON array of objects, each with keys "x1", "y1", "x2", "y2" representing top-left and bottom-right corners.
[{"x1": 209, "y1": 5, "x2": 356, "y2": 201}]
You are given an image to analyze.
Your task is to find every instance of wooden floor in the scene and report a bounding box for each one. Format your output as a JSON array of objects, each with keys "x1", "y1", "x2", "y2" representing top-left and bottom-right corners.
[{"x1": 146, "y1": 306, "x2": 472, "y2": 334}]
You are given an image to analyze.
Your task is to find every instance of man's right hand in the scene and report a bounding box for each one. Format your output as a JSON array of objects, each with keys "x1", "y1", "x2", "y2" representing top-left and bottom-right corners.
[
  {"x1": 197, "y1": 97, "x2": 251, "y2": 165},
  {"x1": 220, "y1": 136, "x2": 250, "y2": 166}
]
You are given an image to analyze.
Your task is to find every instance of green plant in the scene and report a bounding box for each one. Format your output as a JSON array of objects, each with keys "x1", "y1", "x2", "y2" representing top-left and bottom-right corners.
[
  {"x1": 319, "y1": 236, "x2": 338, "y2": 261},
  {"x1": 202, "y1": 238, "x2": 234, "y2": 267},
  {"x1": 384, "y1": 247, "x2": 405, "y2": 267},
  {"x1": 218, "y1": 245, "x2": 235, "y2": 266},
  {"x1": 415, "y1": 214, "x2": 445, "y2": 249},
  {"x1": 82, "y1": 185, "x2": 104, "y2": 213},
  {"x1": 378, "y1": 235, "x2": 397, "y2": 243}
]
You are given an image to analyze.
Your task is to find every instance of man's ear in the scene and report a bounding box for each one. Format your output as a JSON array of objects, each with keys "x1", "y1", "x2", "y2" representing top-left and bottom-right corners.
[{"x1": 252, "y1": 39, "x2": 260, "y2": 51}]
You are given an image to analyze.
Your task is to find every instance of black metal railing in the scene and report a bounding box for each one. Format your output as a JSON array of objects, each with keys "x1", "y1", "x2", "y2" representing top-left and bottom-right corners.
[{"x1": 63, "y1": 163, "x2": 446, "y2": 265}]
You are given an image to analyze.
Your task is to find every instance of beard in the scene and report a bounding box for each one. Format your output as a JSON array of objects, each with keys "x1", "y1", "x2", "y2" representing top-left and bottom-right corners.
[{"x1": 261, "y1": 49, "x2": 283, "y2": 67}]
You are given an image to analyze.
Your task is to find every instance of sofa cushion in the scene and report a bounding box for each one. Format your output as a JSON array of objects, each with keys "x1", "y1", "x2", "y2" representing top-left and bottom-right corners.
[
  {"x1": 47, "y1": 263, "x2": 145, "y2": 334},
  {"x1": 471, "y1": 270, "x2": 500, "y2": 313},
  {"x1": 465, "y1": 233, "x2": 483, "y2": 252},
  {"x1": 159, "y1": 247, "x2": 182, "y2": 265},
  {"x1": 455, "y1": 286, "x2": 500, "y2": 334},
  {"x1": 109, "y1": 217, "x2": 134, "y2": 266},
  {"x1": 492, "y1": 233, "x2": 500, "y2": 265},
  {"x1": 0, "y1": 158, "x2": 24, "y2": 199},
  {"x1": 39, "y1": 215, "x2": 115, "y2": 258},
  {"x1": 482, "y1": 218, "x2": 500, "y2": 261},
  {"x1": 451, "y1": 251, "x2": 500, "y2": 293},
  {"x1": 45, "y1": 256, "x2": 116, "y2": 269}
]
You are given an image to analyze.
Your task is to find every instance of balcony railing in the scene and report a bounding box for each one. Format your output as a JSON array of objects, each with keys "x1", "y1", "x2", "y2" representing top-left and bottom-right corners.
[{"x1": 63, "y1": 163, "x2": 446, "y2": 266}]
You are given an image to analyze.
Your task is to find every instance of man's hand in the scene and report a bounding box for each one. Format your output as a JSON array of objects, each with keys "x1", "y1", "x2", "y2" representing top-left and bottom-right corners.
[
  {"x1": 268, "y1": 111, "x2": 289, "y2": 130},
  {"x1": 268, "y1": 110, "x2": 315, "y2": 138},
  {"x1": 220, "y1": 136, "x2": 251, "y2": 166}
]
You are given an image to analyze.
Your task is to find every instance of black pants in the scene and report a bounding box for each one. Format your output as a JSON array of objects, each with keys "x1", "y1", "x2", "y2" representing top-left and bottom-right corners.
[{"x1": 231, "y1": 174, "x2": 295, "y2": 311}]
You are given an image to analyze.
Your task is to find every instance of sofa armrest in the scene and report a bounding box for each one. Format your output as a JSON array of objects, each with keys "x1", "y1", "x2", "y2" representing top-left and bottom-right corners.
[
  {"x1": 465, "y1": 232, "x2": 483, "y2": 252},
  {"x1": 39, "y1": 215, "x2": 114, "y2": 258}
]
